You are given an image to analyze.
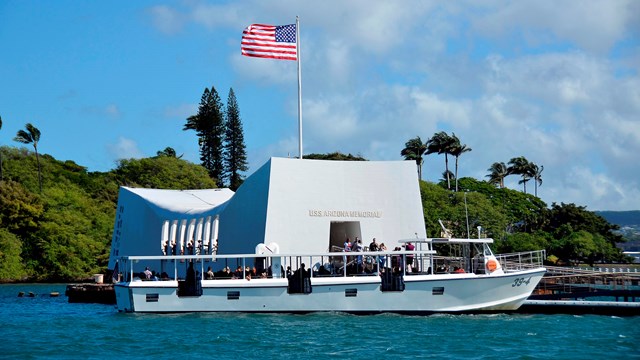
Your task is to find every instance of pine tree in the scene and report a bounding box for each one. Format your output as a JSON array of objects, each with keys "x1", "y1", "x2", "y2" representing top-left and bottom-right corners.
[
  {"x1": 184, "y1": 86, "x2": 226, "y2": 187},
  {"x1": 224, "y1": 88, "x2": 248, "y2": 191}
]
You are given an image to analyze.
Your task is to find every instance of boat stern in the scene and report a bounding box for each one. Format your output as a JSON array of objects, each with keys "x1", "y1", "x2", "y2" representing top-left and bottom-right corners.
[{"x1": 114, "y1": 283, "x2": 134, "y2": 312}]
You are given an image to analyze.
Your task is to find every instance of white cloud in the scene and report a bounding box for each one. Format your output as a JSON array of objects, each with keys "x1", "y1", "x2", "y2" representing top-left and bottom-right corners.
[
  {"x1": 549, "y1": 166, "x2": 640, "y2": 211},
  {"x1": 143, "y1": 1, "x2": 640, "y2": 210},
  {"x1": 105, "y1": 104, "x2": 121, "y2": 118},
  {"x1": 305, "y1": 97, "x2": 358, "y2": 139},
  {"x1": 190, "y1": 3, "x2": 243, "y2": 29},
  {"x1": 324, "y1": 1, "x2": 433, "y2": 54},
  {"x1": 163, "y1": 103, "x2": 197, "y2": 119},
  {"x1": 484, "y1": 52, "x2": 607, "y2": 107},
  {"x1": 231, "y1": 53, "x2": 298, "y2": 85},
  {"x1": 471, "y1": 0, "x2": 639, "y2": 53},
  {"x1": 479, "y1": 51, "x2": 640, "y2": 201},
  {"x1": 248, "y1": 135, "x2": 300, "y2": 168},
  {"x1": 107, "y1": 137, "x2": 143, "y2": 161},
  {"x1": 411, "y1": 90, "x2": 472, "y2": 129},
  {"x1": 80, "y1": 104, "x2": 122, "y2": 119},
  {"x1": 320, "y1": 39, "x2": 352, "y2": 89},
  {"x1": 147, "y1": 5, "x2": 185, "y2": 34}
]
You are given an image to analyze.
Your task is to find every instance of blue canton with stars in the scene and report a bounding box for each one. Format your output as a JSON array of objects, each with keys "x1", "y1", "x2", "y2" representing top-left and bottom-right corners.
[{"x1": 275, "y1": 24, "x2": 296, "y2": 43}]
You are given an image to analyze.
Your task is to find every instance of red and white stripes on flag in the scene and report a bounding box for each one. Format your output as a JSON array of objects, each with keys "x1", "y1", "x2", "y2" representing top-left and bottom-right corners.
[{"x1": 241, "y1": 23, "x2": 297, "y2": 61}]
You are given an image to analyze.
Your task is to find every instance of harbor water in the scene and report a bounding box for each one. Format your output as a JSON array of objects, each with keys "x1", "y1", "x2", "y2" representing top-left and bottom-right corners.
[{"x1": 1, "y1": 284, "x2": 638, "y2": 359}]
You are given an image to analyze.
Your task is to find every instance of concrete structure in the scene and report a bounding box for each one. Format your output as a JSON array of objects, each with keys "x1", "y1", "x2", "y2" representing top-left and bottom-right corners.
[
  {"x1": 217, "y1": 157, "x2": 426, "y2": 255},
  {"x1": 108, "y1": 158, "x2": 427, "y2": 269},
  {"x1": 108, "y1": 187, "x2": 234, "y2": 269}
]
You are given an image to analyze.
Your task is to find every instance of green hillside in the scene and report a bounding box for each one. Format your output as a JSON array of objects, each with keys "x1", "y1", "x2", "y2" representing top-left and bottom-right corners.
[{"x1": 0, "y1": 146, "x2": 215, "y2": 282}]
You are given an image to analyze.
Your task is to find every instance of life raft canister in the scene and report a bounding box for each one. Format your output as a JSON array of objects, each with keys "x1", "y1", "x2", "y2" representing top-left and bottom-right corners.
[{"x1": 486, "y1": 259, "x2": 498, "y2": 272}]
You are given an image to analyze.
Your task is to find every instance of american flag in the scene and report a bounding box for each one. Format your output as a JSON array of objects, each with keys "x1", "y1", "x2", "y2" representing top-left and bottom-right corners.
[{"x1": 241, "y1": 23, "x2": 297, "y2": 61}]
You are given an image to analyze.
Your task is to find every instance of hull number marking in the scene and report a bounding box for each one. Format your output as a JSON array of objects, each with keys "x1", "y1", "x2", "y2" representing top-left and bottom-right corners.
[{"x1": 512, "y1": 277, "x2": 531, "y2": 287}]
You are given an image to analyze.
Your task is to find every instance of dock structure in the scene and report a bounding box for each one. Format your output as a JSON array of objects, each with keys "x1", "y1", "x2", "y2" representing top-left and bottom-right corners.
[
  {"x1": 65, "y1": 283, "x2": 116, "y2": 304},
  {"x1": 517, "y1": 266, "x2": 640, "y2": 316},
  {"x1": 530, "y1": 265, "x2": 640, "y2": 301}
]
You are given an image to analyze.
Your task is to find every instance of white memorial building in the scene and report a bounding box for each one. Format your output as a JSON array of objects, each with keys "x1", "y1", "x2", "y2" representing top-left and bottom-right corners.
[{"x1": 108, "y1": 157, "x2": 427, "y2": 271}]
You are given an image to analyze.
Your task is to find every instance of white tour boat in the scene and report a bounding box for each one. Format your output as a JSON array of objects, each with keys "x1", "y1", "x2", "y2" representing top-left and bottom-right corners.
[
  {"x1": 113, "y1": 238, "x2": 546, "y2": 313},
  {"x1": 109, "y1": 158, "x2": 546, "y2": 314}
]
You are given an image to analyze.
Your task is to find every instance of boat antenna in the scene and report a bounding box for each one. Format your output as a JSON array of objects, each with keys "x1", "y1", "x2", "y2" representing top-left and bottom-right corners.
[{"x1": 464, "y1": 191, "x2": 470, "y2": 239}]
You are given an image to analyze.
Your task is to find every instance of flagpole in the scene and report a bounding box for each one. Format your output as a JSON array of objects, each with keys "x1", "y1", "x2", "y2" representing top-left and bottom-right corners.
[{"x1": 296, "y1": 16, "x2": 303, "y2": 160}]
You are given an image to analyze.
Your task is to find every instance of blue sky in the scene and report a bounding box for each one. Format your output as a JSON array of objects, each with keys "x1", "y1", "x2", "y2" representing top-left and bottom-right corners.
[{"x1": 1, "y1": 1, "x2": 639, "y2": 211}]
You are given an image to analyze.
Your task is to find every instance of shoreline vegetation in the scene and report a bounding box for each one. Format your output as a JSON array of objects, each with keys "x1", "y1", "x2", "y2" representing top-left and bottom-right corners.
[{"x1": 0, "y1": 145, "x2": 635, "y2": 283}]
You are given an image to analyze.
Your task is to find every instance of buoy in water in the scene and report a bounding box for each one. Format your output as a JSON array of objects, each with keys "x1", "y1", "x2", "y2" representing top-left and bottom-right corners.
[{"x1": 50, "y1": 292, "x2": 60, "y2": 297}]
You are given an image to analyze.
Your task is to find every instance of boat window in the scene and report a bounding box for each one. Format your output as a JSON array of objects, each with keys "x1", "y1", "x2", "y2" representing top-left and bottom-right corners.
[{"x1": 432, "y1": 287, "x2": 444, "y2": 295}]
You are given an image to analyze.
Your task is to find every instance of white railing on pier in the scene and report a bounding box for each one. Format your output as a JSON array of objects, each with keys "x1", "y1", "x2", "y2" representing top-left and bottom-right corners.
[{"x1": 495, "y1": 250, "x2": 546, "y2": 272}]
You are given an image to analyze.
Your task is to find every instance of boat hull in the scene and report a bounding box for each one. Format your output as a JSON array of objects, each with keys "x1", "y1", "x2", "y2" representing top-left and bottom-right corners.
[{"x1": 115, "y1": 268, "x2": 545, "y2": 313}]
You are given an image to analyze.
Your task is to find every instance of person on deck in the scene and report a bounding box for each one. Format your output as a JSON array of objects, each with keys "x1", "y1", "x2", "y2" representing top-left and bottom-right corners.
[
  {"x1": 369, "y1": 238, "x2": 379, "y2": 252},
  {"x1": 405, "y1": 242, "x2": 415, "y2": 272},
  {"x1": 144, "y1": 267, "x2": 152, "y2": 280},
  {"x1": 344, "y1": 238, "x2": 352, "y2": 252},
  {"x1": 378, "y1": 243, "x2": 387, "y2": 267},
  {"x1": 354, "y1": 239, "x2": 364, "y2": 273}
]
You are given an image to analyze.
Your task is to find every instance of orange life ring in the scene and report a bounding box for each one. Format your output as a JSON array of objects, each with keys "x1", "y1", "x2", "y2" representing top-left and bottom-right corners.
[{"x1": 486, "y1": 259, "x2": 498, "y2": 272}]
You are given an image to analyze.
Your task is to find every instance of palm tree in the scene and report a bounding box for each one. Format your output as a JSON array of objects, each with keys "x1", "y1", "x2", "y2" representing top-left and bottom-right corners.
[
  {"x1": 440, "y1": 170, "x2": 455, "y2": 185},
  {"x1": 449, "y1": 133, "x2": 472, "y2": 192},
  {"x1": 427, "y1": 131, "x2": 456, "y2": 190},
  {"x1": 14, "y1": 123, "x2": 42, "y2": 192},
  {"x1": 156, "y1": 146, "x2": 183, "y2": 159},
  {"x1": 400, "y1": 136, "x2": 428, "y2": 180},
  {"x1": 530, "y1": 163, "x2": 544, "y2": 197},
  {"x1": 486, "y1": 162, "x2": 509, "y2": 188},
  {"x1": 508, "y1": 156, "x2": 531, "y2": 194}
]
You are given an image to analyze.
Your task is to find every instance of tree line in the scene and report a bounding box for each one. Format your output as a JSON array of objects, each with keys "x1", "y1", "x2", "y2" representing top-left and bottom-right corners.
[
  {"x1": 401, "y1": 132, "x2": 627, "y2": 265},
  {"x1": 0, "y1": 144, "x2": 218, "y2": 282},
  {"x1": 0, "y1": 115, "x2": 631, "y2": 282},
  {"x1": 0, "y1": 84, "x2": 249, "y2": 281},
  {"x1": 487, "y1": 157, "x2": 544, "y2": 196},
  {"x1": 401, "y1": 132, "x2": 472, "y2": 192},
  {"x1": 2, "y1": 85, "x2": 249, "y2": 192},
  {"x1": 0, "y1": 145, "x2": 630, "y2": 282},
  {"x1": 402, "y1": 132, "x2": 544, "y2": 195}
]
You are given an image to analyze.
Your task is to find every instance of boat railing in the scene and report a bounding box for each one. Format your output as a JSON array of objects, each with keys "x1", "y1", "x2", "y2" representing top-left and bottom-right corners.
[
  {"x1": 114, "y1": 249, "x2": 437, "y2": 283},
  {"x1": 495, "y1": 249, "x2": 546, "y2": 272}
]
